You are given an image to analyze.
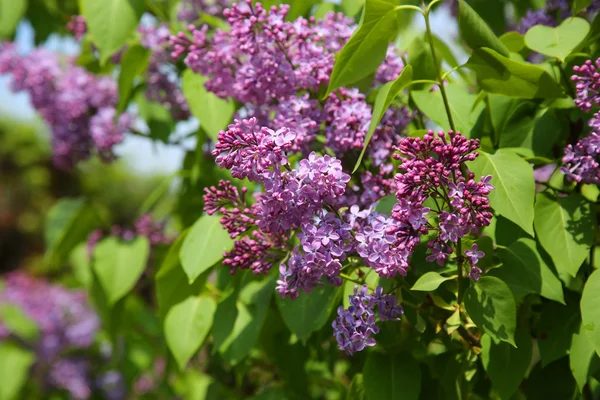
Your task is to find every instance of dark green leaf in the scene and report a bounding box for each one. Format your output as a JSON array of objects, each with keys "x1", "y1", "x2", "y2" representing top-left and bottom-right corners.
[
  {"x1": 325, "y1": 0, "x2": 399, "y2": 96},
  {"x1": 464, "y1": 276, "x2": 517, "y2": 346},
  {"x1": 44, "y1": 198, "x2": 101, "y2": 269},
  {"x1": 538, "y1": 300, "x2": 579, "y2": 366},
  {"x1": 165, "y1": 295, "x2": 216, "y2": 370},
  {"x1": 574, "y1": 0, "x2": 593, "y2": 14},
  {"x1": 347, "y1": 373, "x2": 365, "y2": 400},
  {"x1": 353, "y1": 65, "x2": 412, "y2": 172},
  {"x1": 81, "y1": 0, "x2": 144, "y2": 64},
  {"x1": 363, "y1": 352, "x2": 421, "y2": 400},
  {"x1": 411, "y1": 272, "x2": 454, "y2": 292},
  {"x1": 93, "y1": 236, "x2": 150, "y2": 305},
  {"x1": 117, "y1": 45, "x2": 151, "y2": 113},
  {"x1": 469, "y1": 149, "x2": 535, "y2": 235},
  {"x1": 0, "y1": 0, "x2": 27, "y2": 38},
  {"x1": 179, "y1": 215, "x2": 234, "y2": 284},
  {"x1": 275, "y1": 284, "x2": 338, "y2": 342},
  {"x1": 524, "y1": 17, "x2": 590, "y2": 61},
  {"x1": 466, "y1": 48, "x2": 563, "y2": 99},
  {"x1": 182, "y1": 70, "x2": 235, "y2": 141},
  {"x1": 407, "y1": 35, "x2": 436, "y2": 83},
  {"x1": 0, "y1": 342, "x2": 35, "y2": 400},
  {"x1": 481, "y1": 324, "x2": 532, "y2": 399},
  {"x1": 375, "y1": 194, "x2": 396, "y2": 215},
  {"x1": 534, "y1": 193, "x2": 595, "y2": 278},
  {"x1": 457, "y1": 0, "x2": 510, "y2": 57},
  {"x1": 492, "y1": 238, "x2": 564, "y2": 303}
]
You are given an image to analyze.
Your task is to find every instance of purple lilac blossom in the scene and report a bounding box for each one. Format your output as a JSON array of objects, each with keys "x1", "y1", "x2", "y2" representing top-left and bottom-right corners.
[
  {"x1": 0, "y1": 44, "x2": 133, "y2": 169},
  {"x1": 518, "y1": 0, "x2": 569, "y2": 33},
  {"x1": 332, "y1": 285, "x2": 403, "y2": 355},
  {"x1": 562, "y1": 112, "x2": 600, "y2": 184},
  {"x1": 177, "y1": 0, "x2": 232, "y2": 20},
  {"x1": 572, "y1": 58, "x2": 600, "y2": 112},
  {"x1": 465, "y1": 243, "x2": 485, "y2": 280},
  {"x1": 67, "y1": 15, "x2": 87, "y2": 40}
]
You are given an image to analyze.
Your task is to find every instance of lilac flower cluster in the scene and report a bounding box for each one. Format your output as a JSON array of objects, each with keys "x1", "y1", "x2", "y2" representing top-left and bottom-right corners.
[
  {"x1": 352, "y1": 131, "x2": 494, "y2": 276},
  {"x1": 67, "y1": 15, "x2": 87, "y2": 40},
  {"x1": 177, "y1": 0, "x2": 232, "y2": 21},
  {"x1": 332, "y1": 285, "x2": 403, "y2": 355},
  {"x1": 562, "y1": 112, "x2": 600, "y2": 184},
  {"x1": 0, "y1": 272, "x2": 99, "y2": 399},
  {"x1": 572, "y1": 58, "x2": 600, "y2": 113},
  {"x1": 0, "y1": 44, "x2": 133, "y2": 169},
  {"x1": 517, "y1": 0, "x2": 569, "y2": 33}
]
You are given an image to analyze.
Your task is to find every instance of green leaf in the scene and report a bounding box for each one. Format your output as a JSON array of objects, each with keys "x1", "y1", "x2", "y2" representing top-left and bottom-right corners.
[
  {"x1": 353, "y1": 65, "x2": 412, "y2": 172},
  {"x1": 93, "y1": 236, "x2": 150, "y2": 305},
  {"x1": 466, "y1": 48, "x2": 564, "y2": 99},
  {"x1": 0, "y1": 0, "x2": 27, "y2": 38},
  {"x1": 492, "y1": 238, "x2": 564, "y2": 303},
  {"x1": 407, "y1": 35, "x2": 436, "y2": 83},
  {"x1": 182, "y1": 70, "x2": 235, "y2": 141},
  {"x1": 481, "y1": 324, "x2": 533, "y2": 400},
  {"x1": 570, "y1": 322, "x2": 597, "y2": 392},
  {"x1": 538, "y1": 300, "x2": 580, "y2": 367},
  {"x1": 165, "y1": 295, "x2": 216, "y2": 370},
  {"x1": 574, "y1": 0, "x2": 593, "y2": 14},
  {"x1": 469, "y1": 149, "x2": 535, "y2": 235},
  {"x1": 464, "y1": 276, "x2": 517, "y2": 346},
  {"x1": 179, "y1": 215, "x2": 234, "y2": 284},
  {"x1": 411, "y1": 272, "x2": 454, "y2": 292},
  {"x1": 0, "y1": 305, "x2": 39, "y2": 342},
  {"x1": 534, "y1": 193, "x2": 595, "y2": 278},
  {"x1": 0, "y1": 342, "x2": 35, "y2": 400},
  {"x1": 219, "y1": 276, "x2": 275, "y2": 364},
  {"x1": 325, "y1": 0, "x2": 399, "y2": 96},
  {"x1": 275, "y1": 284, "x2": 338, "y2": 343},
  {"x1": 117, "y1": 44, "x2": 151, "y2": 113},
  {"x1": 343, "y1": 268, "x2": 380, "y2": 308},
  {"x1": 457, "y1": 0, "x2": 510, "y2": 57},
  {"x1": 412, "y1": 84, "x2": 484, "y2": 136},
  {"x1": 347, "y1": 373, "x2": 365, "y2": 400},
  {"x1": 499, "y1": 31, "x2": 525, "y2": 53},
  {"x1": 525, "y1": 17, "x2": 590, "y2": 61},
  {"x1": 44, "y1": 198, "x2": 101, "y2": 269},
  {"x1": 363, "y1": 352, "x2": 421, "y2": 400},
  {"x1": 80, "y1": 0, "x2": 144, "y2": 64},
  {"x1": 341, "y1": 0, "x2": 364, "y2": 18},
  {"x1": 375, "y1": 194, "x2": 396, "y2": 215},
  {"x1": 581, "y1": 269, "x2": 600, "y2": 358}
]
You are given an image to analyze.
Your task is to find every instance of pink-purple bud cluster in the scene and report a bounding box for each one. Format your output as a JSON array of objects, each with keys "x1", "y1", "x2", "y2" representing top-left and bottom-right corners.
[
  {"x1": 67, "y1": 15, "x2": 87, "y2": 40},
  {"x1": 332, "y1": 285, "x2": 403, "y2": 355},
  {"x1": 0, "y1": 44, "x2": 134, "y2": 169},
  {"x1": 572, "y1": 58, "x2": 600, "y2": 113}
]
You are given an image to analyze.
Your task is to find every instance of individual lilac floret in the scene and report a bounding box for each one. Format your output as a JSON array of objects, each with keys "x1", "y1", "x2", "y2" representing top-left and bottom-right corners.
[
  {"x1": 67, "y1": 15, "x2": 87, "y2": 40},
  {"x1": 332, "y1": 285, "x2": 403, "y2": 355},
  {"x1": 276, "y1": 211, "x2": 352, "y2": 298},
  {"x1": 562, "y1": 112, "x2": 600, "y2": 184},
  {"x1": 572, "y1": 59, "x2": 600, "y2": 112},
  {"x1": 465, "y1": 243, "x2": 485, "y2": 280},
  {"x1": 213, "y1": 117, "x2": 296, "y2": 182}
]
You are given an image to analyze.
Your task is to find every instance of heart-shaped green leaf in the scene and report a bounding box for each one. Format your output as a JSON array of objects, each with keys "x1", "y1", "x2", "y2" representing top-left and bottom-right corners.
[{"x1": 525, "y1": 17, "x2": 590, "y2": 61}]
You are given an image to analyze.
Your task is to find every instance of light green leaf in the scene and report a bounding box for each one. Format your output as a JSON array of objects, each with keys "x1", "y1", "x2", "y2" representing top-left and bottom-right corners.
[
  {"x1": 464, "y1": 276, "x2": 517, "y2": 346},
  {"x1": 93, "y1": 236, "x2": 150, "y2": 305},
  {"x1": 0, "y1": 342, "x2": 35, "y2": 400},
  {"x1": 117, "y1": 44, "x2": 151, "y2": 113},
  {"x1": 581, "y1": 269, "x2": 600, "y2": 358},
  {"x1": 492, "y1": 238, "x2": 564, "y2": 303},
  {"x1": 347, "y1": 373, "x2": 365, "y2": 400},
  {"x1": 81, "y1": 0, "x2": 144, "y2": 64},
  {"x1": 325, "y1": 0, "x2": 399, "y2": 96},
  {"x1": 342, "y1": 0, "x2": 364, "y2": 17},
  {"x1": 0, "y1": 0, "x2": 27, "y2": 38},
  {"x1": 353, "y1": 65, "x2": 413, "y2": 172},
  {"x1": 182, "y1": 70, "x2": 235, "y2": 141},
  {"x1": 44, "y1": 198, "x2": 101, "y2": 269},
  {"x1": 165, "y1": 295, "x2": 216, "y2": 370},
  {"x1": 499, "y1": 31, "x2": 525, "y2": 53},
  {"x1": 0, "y1": 305, "x2": 39, "y2": 342},
  {"x1": 469, "y1": 149, "x2": 535, "y2": 235},
  {"x1": 525, "y1": 17, "x2": 590, "y2": 61},
  {"x1": 534, "y1": 193, "x2": 595, "y2": 278},
  {"x1": 570, "y1": 322, "x2": 597, "y2": 392},
  {"x1": 481, "y1": 325, "x2": 533, "y2": 400},
  {"x1": 276, "y1": 284, "x2": 338, "y2": 343},
  {"x1": 179, "y1": 215, "x2": 234, "y2": 284},
  {"x1": 466, "y1": 48, "x2": 564, "y2": 99},
  {"x1": 411, "y1": 272, "x2": 454, "y2": 292},
  {"x1": 407, "y1": 35, "x2": 436, "y2": 83},
  {"x1": 363, "y1": 352, "x2": 421, "y2": 400},
  {"x1": 457, "y1": 0, "x2": 510, "y2": 57},
  {"x1": 412, "y1": 84, "x2": 484, "y2": 136}
]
